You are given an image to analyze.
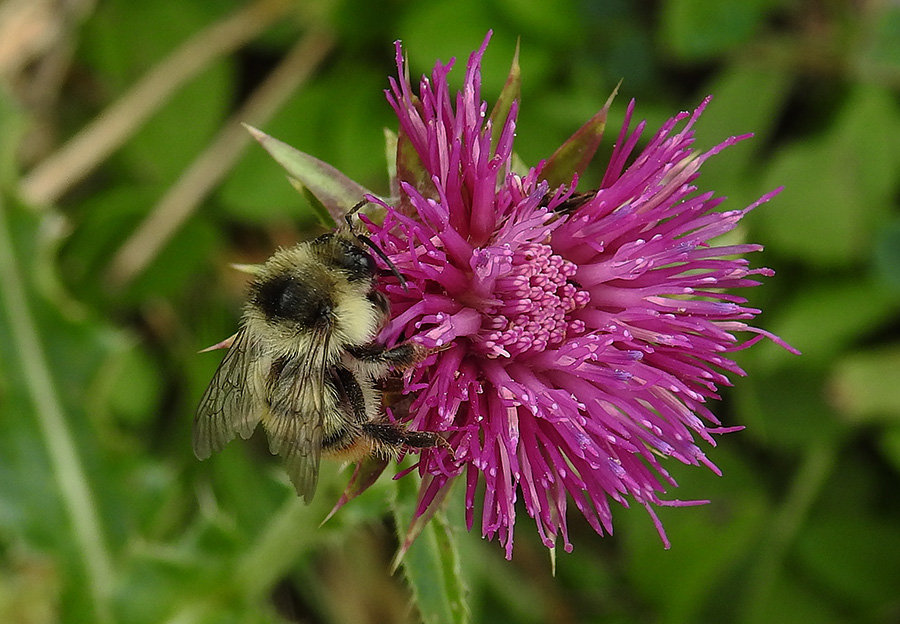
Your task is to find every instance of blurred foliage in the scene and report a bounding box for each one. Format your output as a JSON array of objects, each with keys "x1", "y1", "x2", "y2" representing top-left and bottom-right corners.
[{"x1": 1, "y1": 0, "x2": 899, "y2": 622}]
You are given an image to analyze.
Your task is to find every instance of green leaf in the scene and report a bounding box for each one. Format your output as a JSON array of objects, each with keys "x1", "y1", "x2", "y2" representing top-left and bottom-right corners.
[
  {"x1": 393, "y1": 474, "x2": 456, "y2": 568},
  {"x1": 221, "y1": 64, "x2": 392, "y2": 223},
  {"x1": 243, "y1": 124, "x2": 376, "y2": 222},
  {"x1": 748, "y1": 277, "x2": 899, "y2": 367},
  {"x1": 873, "y1": 216, "x2": 900, "y2": 293},
  {"x1": 660, "y1": 0, "x2": 771, "y2": 60},
  {"x1": 320, "y1": 455, "x2": 391, "y2": 526},
  {"x1": 539, "y1": 85, "x2": 618, "y2": 191},
  {"x1": 830, "y1": 346, "x2": 900, "y2": 424},
  {"x1": 488, "y1": 39, "x2": 521, "y2": 157},
  {"x1": 795, "y1": 514, "x2": 900, "y2": 612},
  {"x1": 288, "y1": 177, "x2": 337, "y2": 228},
  {"x1": 756, "y1": 84, "x2": 900, "y2": 266},
  {"x1": 0, "y1": 197, "x2": 117, "y2": 623},
  {"x1": 619, "y1": 447, "x2": 768, "y2": 623},
  {"x1": 393, "y1": 477, "x2": 469, "y2": 624}
]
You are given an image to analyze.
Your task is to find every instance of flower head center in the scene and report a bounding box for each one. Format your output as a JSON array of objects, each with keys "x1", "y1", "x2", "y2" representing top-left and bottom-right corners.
[{"x1": 476, "y1": 242, "x2": 590, "y2": 358}]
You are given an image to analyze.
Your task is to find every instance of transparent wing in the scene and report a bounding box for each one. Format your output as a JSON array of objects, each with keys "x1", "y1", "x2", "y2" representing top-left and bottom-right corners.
[
  {"x1": 193, "y1": 328, "x2": 263, "y2": 460},
  {"x1": 262, "y1": 327, "x2": 331, "y2": 503}
]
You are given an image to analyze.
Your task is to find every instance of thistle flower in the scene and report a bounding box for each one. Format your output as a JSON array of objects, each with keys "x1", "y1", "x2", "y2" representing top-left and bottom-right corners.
[
  {"x1": 358, "y1": 35, "x2": 797, "y2": 559},
  {"x1": 247, "y1": 34, "x2": 796, "y2": 559}
]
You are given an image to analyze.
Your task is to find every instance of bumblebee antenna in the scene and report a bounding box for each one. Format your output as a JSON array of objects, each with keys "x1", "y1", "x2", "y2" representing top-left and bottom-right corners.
[
  {"x1": 343, "y1": 199, "x2": 408, "y2": 292},
  {"x1": 357, "y1": 233, "x2": 408, "y2": 292},
  {"x1": 344, "y1": 199, "x2": 368, "y2": 231}
]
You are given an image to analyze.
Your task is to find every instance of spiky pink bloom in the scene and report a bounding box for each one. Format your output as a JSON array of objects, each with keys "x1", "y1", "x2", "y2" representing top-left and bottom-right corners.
[{"x1": 367, "y1": 36, "x2": 795, "y2": 558}]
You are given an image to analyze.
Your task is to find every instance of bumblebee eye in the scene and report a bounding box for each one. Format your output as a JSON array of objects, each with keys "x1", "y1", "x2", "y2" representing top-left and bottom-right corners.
[{"x1": 335, "y1": 242, "x2": 375, "y2": 281}]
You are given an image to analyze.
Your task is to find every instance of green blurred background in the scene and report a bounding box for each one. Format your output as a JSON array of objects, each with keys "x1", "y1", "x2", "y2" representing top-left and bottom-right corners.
[{"x1": 1, "y1": 0, "x2": 899, "y2": 622}]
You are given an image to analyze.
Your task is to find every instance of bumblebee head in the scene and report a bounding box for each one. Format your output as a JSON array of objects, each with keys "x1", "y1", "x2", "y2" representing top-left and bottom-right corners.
[
  {"x1": 310, "y1": 233, "x2": 378, "y2": 284},
  {"x1": 243, "y1": 201, "x2": 402, "y2": 348},
  {"x1": 340, "y1": 200, "x2": 408, "y2": 291}
]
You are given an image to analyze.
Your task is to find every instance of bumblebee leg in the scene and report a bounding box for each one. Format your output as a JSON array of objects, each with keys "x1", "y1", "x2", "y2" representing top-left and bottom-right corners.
[
  {"x1": 360, "y1": 421, "x2": 448, "y2": 454},
  {"x1": 321, "y1": 366, "x2": 368, "y2": 457},
  {"x1": 346, "y1": 341, "x2": 427, "y2": 372},
  {"x1": 330, "y1": 366, "x2": 368, "y2": 422}
]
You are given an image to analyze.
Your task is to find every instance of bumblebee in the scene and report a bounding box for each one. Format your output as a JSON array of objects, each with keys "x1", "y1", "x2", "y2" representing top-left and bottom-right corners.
[{"x1": 193, "y1": 207, "x2": 443, "y2": 502}]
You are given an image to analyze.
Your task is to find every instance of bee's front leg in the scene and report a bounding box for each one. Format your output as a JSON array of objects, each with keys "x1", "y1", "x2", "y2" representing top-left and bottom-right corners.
[{"x1": 346, "y1": 341, "x2": 429, "y2": 375}]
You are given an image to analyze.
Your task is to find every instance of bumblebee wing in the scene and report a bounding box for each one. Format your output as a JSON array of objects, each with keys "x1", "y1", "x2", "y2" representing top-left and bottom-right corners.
[
  {"x1": 193, "y1": 328, "x2": 263, "y2": 460},
  {"x1": 263, "y1": 328, "x2": 331, "y2": 502}
]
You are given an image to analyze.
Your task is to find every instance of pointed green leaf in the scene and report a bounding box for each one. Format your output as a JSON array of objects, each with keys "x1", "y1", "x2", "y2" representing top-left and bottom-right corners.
[
  {"x1": 831, "y1": 346, "x2": 900, "y2": 424},
  {"x1": 488, "y1": 39, "x2": 521, "y2": 156},
  {"x1": 243, "y1": 124, "x2": 375, "y2": 221},
  {"x1": 320, "y1": 455, "x2": 391, "y2": 526},
  {"x1": 392, "y1": 474, "x2": 456, "y2": 570},
  {"x1": 286, "y1": 177, "x2": 337, "y2": 228},
  {"x1": 392, "y1": 476, "x2": 468, "y2": 624},
  {"x1": 539, "y1": 83, "x2": 619, "y2": 190}
]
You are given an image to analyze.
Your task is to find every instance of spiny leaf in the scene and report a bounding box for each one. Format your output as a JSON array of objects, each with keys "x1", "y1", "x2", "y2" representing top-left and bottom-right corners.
[
  {"x1": 539, "y1": 82, "x2": 620, "y2": 190},
  {"x1": 488, "y1": 38, "x2": 521, "y2": 157},
  {"x1": 320, "y1": 455, "x2": 391, "y2": 526},
  {"x1": 243, "y1": 124, "x2": 375, "y2": 222},
  {"x1": 287, "y1": 176, "x2": 337, "y2": 228},
  {"x1": 392, "y1": 472, "x2": 456, "y2": 570},
  {"x1": 392, "y1": 475, "x2": 468, "y2": 624}
]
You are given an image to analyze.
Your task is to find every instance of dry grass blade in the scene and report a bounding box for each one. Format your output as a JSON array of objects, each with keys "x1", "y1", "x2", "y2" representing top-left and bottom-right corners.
[
  {"x1": 19, "y1": 0, "x2": 291, "y2": 207},
  {"x1": 105, "y1": 29, "x2": 334, "y2": 288}
]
